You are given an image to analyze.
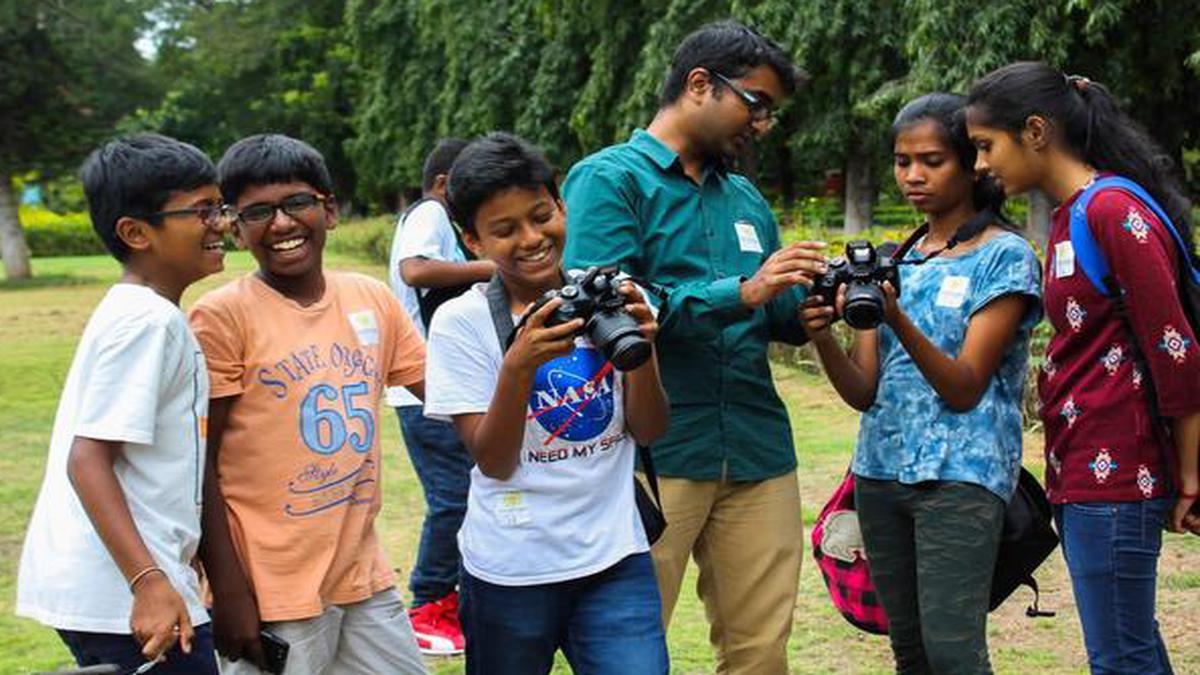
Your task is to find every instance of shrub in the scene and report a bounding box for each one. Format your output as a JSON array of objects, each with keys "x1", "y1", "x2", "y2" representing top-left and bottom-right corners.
[
  {"x1": 326, "y1": 214, "x2": 396, "y2": 264},
  {"x1": 20, "y1": 206, "x2": 107, "y2": 257}
]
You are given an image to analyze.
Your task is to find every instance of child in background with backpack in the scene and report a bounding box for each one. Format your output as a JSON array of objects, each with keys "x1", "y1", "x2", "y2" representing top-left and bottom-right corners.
[
  {"x1": 969, "y1": 61, "x2": 1200, "y2": 674},
  {"x1": 801, "y1": 93, "x2": 1042, "y2": 674},
  {"x1": 423, "y1": 132, "x2": 670, "y2": 675}
]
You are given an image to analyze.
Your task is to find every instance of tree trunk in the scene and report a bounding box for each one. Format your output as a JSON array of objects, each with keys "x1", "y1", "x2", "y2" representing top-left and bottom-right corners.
[
  {"x1": 843, "y1": 140, "x2": 876, "y2": 235},
  {"x1": 1026, "y1": 190, "x2": 1052, "y2": 249},
  {"x1": 0, "y1": 173, "x2": 32, "y2": 280}
]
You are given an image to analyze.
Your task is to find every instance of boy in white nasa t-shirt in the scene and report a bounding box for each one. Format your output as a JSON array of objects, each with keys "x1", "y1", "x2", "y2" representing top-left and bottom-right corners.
[
  {"x1": 424, "y1": 132, "x2": 670, "y2": 675},
  {"x1": 18, "y1": 133, "x2": 230, "y2": 672}
]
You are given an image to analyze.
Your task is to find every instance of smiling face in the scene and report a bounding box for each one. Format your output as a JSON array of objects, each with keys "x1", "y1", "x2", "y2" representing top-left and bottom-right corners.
[
  {"x1": 463, "y1": 184, "x2": 565, "y2": 303},
  {"x1": 892, "y1": 120, "x2": 975, "y2": 217},
  {"x1": 233, "y1": 180, "x2": 336, "y2": 282},
  {"x1": 121, "y1": 184, "x2": 229, "y2": 291}
]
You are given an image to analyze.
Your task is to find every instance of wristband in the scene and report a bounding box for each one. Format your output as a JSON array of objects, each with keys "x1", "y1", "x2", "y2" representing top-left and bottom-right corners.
[
  {"x1": 128, "y1": 565, "x2": 165, "y2": 592},
  {"x1": 1180, "y1": 490, "x2": 1199, "y2": 500}
]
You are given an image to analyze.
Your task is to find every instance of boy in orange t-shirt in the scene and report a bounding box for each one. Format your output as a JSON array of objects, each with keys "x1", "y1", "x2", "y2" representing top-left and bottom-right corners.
[{"x1": 189, "y1": 134, "x2": 428, "y2": 674}]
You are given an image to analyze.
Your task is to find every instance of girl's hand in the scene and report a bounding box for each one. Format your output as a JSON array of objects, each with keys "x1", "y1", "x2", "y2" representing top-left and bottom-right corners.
[
  {"x1": 620, "y1": 281, "x2": 659, "y2": 342},
  {"x1": 881, "y1": 281, "x2": 901, "y2": 326},
  {"x1": 1169, "y1": 494, "x2": 1197, "y2": 533},
  {"x1": 506, "y1": 298, "x2": 583, "y2": 375},
  {"x1": 800, "y1": 296, "x2": 837, "y2": 341}
]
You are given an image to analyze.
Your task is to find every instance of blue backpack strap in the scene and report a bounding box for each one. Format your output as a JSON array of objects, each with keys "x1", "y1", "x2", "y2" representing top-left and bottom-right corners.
[{"x1": 1069, "y1": 176, "x2": 1200, "y2": 295}]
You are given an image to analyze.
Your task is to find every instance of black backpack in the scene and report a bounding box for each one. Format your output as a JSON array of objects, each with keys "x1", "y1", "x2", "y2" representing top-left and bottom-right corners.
[
  {"x1": 397, "y1": 198, "x2": 479, "y2": 329},
  {"x1": 990, "y1": 467, "x2": 1059, "y2": 615}
]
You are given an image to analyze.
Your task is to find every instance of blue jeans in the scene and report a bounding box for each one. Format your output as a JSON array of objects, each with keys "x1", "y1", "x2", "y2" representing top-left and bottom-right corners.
[
  {"x1": 459, "y1": 552, "x2": 669, "y2": 675},
  {"x1": 1054, "y1": 499, "x2": 1174, "y2": 675},
  {"x1": 396, "y1": 405, "x2": 472, "y2": 606},
  {"x1": 57, "y1": 623, "x2": 218, "y2": 674}
]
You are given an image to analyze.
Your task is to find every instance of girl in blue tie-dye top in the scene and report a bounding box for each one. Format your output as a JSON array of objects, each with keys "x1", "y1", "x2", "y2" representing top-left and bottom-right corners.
[{"x1": 802, "y1": 93, "x2": 1042, "y2": 673}]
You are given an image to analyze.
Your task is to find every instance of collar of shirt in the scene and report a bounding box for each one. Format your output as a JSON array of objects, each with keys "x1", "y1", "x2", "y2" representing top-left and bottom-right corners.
[{"x1": 628, "y1": 129, "x2": 729, "y2": 181}]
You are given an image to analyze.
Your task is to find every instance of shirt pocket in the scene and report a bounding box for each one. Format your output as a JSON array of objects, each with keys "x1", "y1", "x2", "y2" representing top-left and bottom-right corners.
[{"x1": 725, "y1": 215, "x2": 769, "y2": 279}]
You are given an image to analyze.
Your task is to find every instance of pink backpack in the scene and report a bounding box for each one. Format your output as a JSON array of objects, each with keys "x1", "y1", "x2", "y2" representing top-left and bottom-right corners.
[{"x1": 811, "y1": 472, "x2": 889, "y2": 634}]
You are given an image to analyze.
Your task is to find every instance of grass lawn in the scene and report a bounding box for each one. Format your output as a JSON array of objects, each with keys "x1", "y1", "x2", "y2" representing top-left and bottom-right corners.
[{"x1": 2, "y1": 251, "x2": 1198, "y2": 674}]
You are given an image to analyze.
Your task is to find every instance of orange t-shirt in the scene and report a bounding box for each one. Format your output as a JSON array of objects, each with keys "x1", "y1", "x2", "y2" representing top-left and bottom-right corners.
[{"x1": 188, "y1": 272, "x2": 425, "y2": 621}]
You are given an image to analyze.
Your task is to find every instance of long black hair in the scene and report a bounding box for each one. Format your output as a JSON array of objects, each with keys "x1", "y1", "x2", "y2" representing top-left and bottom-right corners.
[
  {"x1": 892, "y1": 92, "x2": 1012, "y2": 227},
  {"x1": 968, "y1": 61, "x2": 1195, "y2": 259}
]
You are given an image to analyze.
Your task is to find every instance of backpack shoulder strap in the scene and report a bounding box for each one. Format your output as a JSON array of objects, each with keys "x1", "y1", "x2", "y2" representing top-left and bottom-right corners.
[{"x1": 1070, "y1": 176, "x2": 1200, "y2": 296}]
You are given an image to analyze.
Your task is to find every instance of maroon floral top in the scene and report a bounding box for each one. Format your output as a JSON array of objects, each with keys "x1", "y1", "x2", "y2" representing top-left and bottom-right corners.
[{"x1": 1039, "y1": 180, "x2": 1200, "y2": 504}]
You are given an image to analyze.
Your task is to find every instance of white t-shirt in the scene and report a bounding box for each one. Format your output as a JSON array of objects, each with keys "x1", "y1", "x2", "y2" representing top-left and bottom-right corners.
[
  {"x1": 424, "y1": 285, "x2": 648, "y2": 586},
  {"x1": 386, "y1": 199, "x2": 466, "y2": 407},
  {"x1": 17, "y1": 284, "x2": 210, "y2": 633}
]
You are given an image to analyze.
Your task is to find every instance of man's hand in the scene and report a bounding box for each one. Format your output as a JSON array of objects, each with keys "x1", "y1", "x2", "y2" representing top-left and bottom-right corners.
[
  {"x1": 506, "y1": 298, "x2": 583, "y2": 375},
  {"x1": 211, "y1": 585, "x2": 267, "y2": 668},
  {"x1": 130, "y1": 572, "x2": 193, "y2": 661},
  {"x1": 740, "y1": 241, "x2": 827, "y2": 309}
]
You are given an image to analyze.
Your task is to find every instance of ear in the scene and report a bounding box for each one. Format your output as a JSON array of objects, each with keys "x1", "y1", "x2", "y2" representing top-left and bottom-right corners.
[
  {"x1": 115, "y1": 216, "x2": 153, "y2": 254},
  {"x1": 1021, "y1": 115, "x2": 1052, "y2": 151},
  {"x1": 432, "y1": 174, "x2": 449, "y2": 198},
  {"x1": 463, "y1": 230, "x2": 485, "y2": 259},
  {"x1": 685, "y1": 67, "x2": 715, "y2": 100},
  {"x1": 322, "y1": 194, "x2": 338, "y2": 230}
]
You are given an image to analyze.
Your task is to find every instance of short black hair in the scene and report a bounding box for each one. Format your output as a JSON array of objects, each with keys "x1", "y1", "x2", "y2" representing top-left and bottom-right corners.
[
  {"x1": 217, "y1": 134, "x2": 334, "y2": 204},
  {"x1": 422, "y1": 138, "x2": 470, "y2": 193},
  {"x1": 660, "y1": 20, "x2": 802, "y2": 106},
  {"x1": 446, "y1": 132, "x2": 559, "y2": 235},
  {"x1": 80, "y1": 133, "x2": 216, "y2": 263}
]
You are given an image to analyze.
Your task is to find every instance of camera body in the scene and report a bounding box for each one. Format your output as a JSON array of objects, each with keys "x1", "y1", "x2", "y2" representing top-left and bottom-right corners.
[
  {"x1": 531, "y1": 266, "x2": 652, "y2": 371},
  {"x1": 810, "y1": 240, "x2": 901, "y2": 330}
]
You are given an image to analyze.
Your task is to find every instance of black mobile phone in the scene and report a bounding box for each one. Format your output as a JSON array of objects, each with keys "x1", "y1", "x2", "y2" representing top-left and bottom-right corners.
[{"x1": 259, "y1": 629, "x2": 290, "y2": 675}]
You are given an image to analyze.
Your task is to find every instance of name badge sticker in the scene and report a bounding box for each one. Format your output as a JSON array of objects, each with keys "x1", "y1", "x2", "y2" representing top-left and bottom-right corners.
[
  {"x1": 1054, "y1": 240, "x2": 1076, "y2": 279},
  {"x1": 734, "y1": 220, "x2": 763, "y2": 253},
  {"x1": 496, "y1": 490, "x2": 532, "y2": 527},
  {"x1": 348, "y1": 310, "x2": 380, "y2": 346},
  {"x1": 935, "y1": 275, "x2": 971, "y2": 308}
]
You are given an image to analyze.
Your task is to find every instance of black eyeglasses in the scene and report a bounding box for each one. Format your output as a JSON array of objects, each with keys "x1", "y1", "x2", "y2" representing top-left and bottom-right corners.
[
  {"x1": 237, "y1": 193, "x2": 327, "y2": 227},
  {"x1": 137, "y1": 203, "x2": 236, "y2": 227},
  {"x1": 709, "y1": 71, "x2": 776, "y2": 124}
]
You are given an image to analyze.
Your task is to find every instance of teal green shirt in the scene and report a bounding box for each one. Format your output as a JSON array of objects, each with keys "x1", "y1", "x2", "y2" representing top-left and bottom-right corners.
[{"x1": 562, "y1": 129, "x2": 806, "y2": 481}]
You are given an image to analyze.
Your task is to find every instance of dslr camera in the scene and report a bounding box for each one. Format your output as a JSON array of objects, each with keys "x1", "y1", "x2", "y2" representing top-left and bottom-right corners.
[
  {"x1": 530, "y1": 266, "x2": 653, "y2": 371},
  {"x1": 810, "y1": 240, "x2": 901, "y2": 330}
]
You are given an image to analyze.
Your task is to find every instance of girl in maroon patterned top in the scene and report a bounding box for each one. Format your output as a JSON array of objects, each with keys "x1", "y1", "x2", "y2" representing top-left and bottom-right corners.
[{"x1": 966, "y1": 62, "x2": 1199, "y2": 675}]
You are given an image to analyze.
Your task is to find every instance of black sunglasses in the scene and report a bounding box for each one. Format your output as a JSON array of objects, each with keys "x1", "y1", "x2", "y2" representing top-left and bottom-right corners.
[
  {"x1": 709, "y1": 71, "x2": 776, "y2": 123},
  {"x1": 237, "y1": 193, "x2": 327, "y2": 227},
  {"x1": 136, "y1": 203, "x2": 235, "y2": 227}
]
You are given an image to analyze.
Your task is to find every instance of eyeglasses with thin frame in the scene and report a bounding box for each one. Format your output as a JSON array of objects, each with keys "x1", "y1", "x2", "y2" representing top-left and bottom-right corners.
[
  {"x1": 237, "y1": 193, "x2": 327, "y2": 228},
  {"x1": 709, "y1": 71, "x2": 777, "y2": 124},
  {"x1": 136, "y1": 203, "x2": 236, "y2": 228}
]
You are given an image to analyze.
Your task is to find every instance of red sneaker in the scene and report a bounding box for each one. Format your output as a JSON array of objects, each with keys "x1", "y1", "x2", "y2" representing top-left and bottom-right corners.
[{"x1": 409, "y1": 592, "x2": 465, "y2": 655}]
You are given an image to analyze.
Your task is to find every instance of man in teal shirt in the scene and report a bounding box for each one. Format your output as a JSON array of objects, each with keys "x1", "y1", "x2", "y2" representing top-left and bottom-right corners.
[{"x1": 563, "y1": 21, "x2": 825, "y2": 675}]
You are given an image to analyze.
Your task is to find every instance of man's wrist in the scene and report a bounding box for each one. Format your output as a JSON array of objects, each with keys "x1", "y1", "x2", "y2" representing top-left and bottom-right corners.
[{"x1": 739, "y1": 277, "x2": 764, "y2": 308}]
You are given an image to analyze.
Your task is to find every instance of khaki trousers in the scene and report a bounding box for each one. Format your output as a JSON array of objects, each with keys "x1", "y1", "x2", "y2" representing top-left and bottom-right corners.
[{"x1": 645, "y1": 471, "x2": 803, "y2": 675}]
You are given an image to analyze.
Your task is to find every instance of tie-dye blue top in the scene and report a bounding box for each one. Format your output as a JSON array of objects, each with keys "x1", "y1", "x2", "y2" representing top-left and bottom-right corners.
[{"x1": 853, "y1": 231, "x2": 1043, "y2": 500}]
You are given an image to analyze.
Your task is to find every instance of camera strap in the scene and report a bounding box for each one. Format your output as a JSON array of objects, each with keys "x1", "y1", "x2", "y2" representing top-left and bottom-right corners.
[{"x1": 897, "y1": 209, "x2": 995, "y2": 266}]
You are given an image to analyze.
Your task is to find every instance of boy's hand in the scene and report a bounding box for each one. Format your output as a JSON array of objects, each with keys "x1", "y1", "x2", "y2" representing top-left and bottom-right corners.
[
  {"x1": 620, "y1": 281, "x2": 659, "y2": 343},
  {"x1": 506, "y1": 298, "x2": 583, "y2": 375},
  {"x1": 211, "y1": 587, "x2": 267, "y2": 667},
  {"x1": 131, "y1": 572, "x2": 193, "y2": 661}
]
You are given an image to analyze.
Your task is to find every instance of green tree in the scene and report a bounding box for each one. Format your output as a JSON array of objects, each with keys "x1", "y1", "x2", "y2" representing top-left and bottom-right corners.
[{"x1": 0, "y1": 0, "x2": 155, "y2": 279}]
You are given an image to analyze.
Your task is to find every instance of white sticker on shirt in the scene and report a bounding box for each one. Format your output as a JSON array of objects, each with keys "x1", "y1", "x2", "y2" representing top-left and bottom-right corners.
[
  {"x1": 348, "y1": 310, "x2": 379, "y2": 346},
  {"x1": 734, "y1": 220, "x2": 763, "y2": 253},
  {"x1": 495, "y1": 490, "x2": 532, "y2": 527},
  {"x1": 935, "y1": 276, "x2": 970, "y2": 308},
  {"x1": 1054, "y1": 240, "x2": 1075, "y2": 279}
]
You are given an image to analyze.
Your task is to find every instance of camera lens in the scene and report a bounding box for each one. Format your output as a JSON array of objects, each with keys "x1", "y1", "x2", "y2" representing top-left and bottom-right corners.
[
  {"x1": 842, "y1": 282, "x2": 885, "y2": 329},
  {"x1": 587, "y1": 311, "x2": 652, "y2": 371}
]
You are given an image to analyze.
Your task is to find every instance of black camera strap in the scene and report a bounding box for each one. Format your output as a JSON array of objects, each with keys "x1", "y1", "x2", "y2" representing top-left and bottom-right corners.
[{"x1": 896, "y1": 209, "x2": 996, "y2": 266}]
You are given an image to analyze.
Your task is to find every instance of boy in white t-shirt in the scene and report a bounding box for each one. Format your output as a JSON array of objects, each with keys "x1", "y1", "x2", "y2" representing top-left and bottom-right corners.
[
  {"x1": 17, "y1": 133, "x2": 232, "y2": 672},
  {"x1": 386, "y1": 138, "x2": 493, "y2": 655},
  {"x1": 424, "y1": 132, "x2": 670, "y2": 674}
]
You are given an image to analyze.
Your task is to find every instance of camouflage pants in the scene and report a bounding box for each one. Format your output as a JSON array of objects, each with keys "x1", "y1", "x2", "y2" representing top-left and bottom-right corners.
[{"x1": 855, "y1": 478, "x2": 1005, "y2": 675}]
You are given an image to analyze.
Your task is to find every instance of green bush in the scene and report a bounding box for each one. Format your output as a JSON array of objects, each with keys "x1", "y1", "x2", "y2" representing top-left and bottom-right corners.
[
  {"x1": 326, "y1": 214, "x2": 396, "y2": 265},
  {"x1": 20, "y1": 206, "x2": 107, "y2": 257}
]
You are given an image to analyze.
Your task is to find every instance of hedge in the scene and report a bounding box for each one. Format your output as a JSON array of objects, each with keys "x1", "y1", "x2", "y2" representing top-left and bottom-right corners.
[{"x1": 20, "y1": 207, "x2": 108, "y2": 257}]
